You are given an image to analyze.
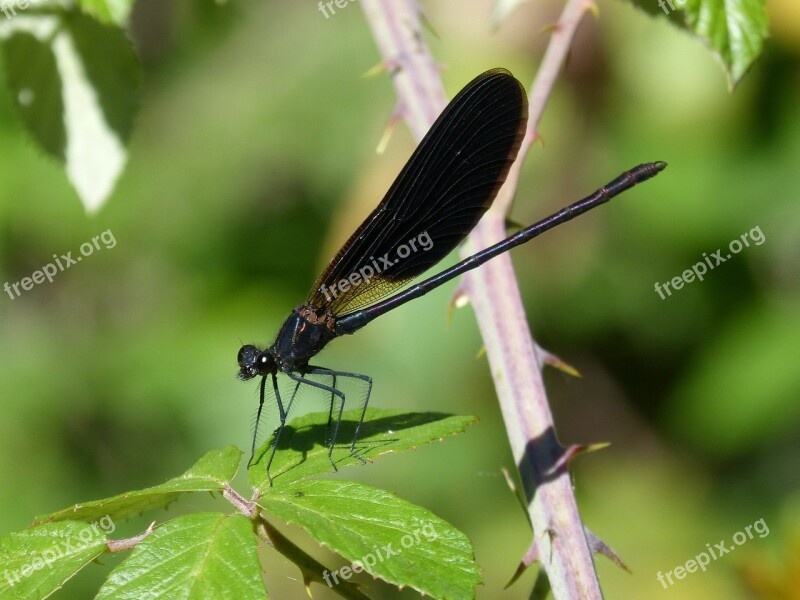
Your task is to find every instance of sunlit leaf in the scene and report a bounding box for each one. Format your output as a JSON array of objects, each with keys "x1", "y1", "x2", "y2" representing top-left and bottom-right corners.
[
  {"x1": 96, "y1": 513, "x2": 267, "y2": 600},
  {"x1": 259, "y1": 480, "x2": 480, "y2": 600},
  {"x1": 632, "y1": 0, "x2": 769, "y2": 88},
  {"x1": 248, "y1": 409, "x2": 476, "y2": 493},
  {"x1": 75, "y1": 0, "x2": 133, "y2": 26},
  {"x1": 0, "y1": 11, "x2": 139, "y2": 212},
  {"x1": 0, "y1": 521, "x2": 109, "y2": 600},
  {"x1": 680, "y1": 0, "x2": 769, "y2": 88},
  {"x1": 34, "y1": 446, "x2": 242, "y2": 525}
]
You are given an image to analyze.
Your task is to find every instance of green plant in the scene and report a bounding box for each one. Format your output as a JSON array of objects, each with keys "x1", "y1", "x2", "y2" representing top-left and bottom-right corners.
[
  {"x1": 0, "y1": 409, "x2": 480, "y2": 599},
  {"x1": 0, "y1": 0, "x2": 772, "y2": 599}
]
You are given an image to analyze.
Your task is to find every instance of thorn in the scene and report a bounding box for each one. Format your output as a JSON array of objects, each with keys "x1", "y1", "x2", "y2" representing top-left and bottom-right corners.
[
  {"x1": 536, "y1": 345, "x2": 581, "y2": 377},
  {"x1": 540, "y1": 23, "x2": 559, "y2": 35},
  {"x1": 502, "y1": 466, "x2": 533, "y2": 528},
  {"x1": 585, "y1": 527, "x2": 630, "y2": 572},
  {"x1": 362, "y1": 62, "x2": 387, "y2": 79},
  {"x1": 505, "y1": 216, "x2": 525, "y2": 232},
  {"x1": 505, "y1": 537, "x2": 540, "y2": 588},
  {"x1": 546, "y1": 442, "x2": 610, "y2": 476},
  {"x1": 376, "y1": 106, "x2": 404, "y2": 155},
  {"x1": 418, "y1": 8, "x2": 440, "y2": 40},
  {"x1": 501, "y1": 466, "x2": 516, "y2": 493},
  {"x1": 447, "y1": 284, "x2": 469, "y2": 324},
  {"x1": 522, "y1": 130, "x2": 544, "y2": 151},
  {"x1": 362, "y1": 59, "x2": 402, "y2": 79},
  {"x1": 107, "y1": 522, "x2": 156, "y2": 553}
]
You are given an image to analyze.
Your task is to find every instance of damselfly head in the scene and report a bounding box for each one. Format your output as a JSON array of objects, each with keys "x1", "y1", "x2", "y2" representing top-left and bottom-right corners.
[{"x1": 237, "y1": 345, "x2": 275, "y2": 380}]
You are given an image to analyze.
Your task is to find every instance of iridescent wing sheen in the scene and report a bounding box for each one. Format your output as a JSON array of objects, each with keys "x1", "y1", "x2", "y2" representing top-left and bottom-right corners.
[{"x1": 306, "y1": 68, "x2": 528, "y2": 316}]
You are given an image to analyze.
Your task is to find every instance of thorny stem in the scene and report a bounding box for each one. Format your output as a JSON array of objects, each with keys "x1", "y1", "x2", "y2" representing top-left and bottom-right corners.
[
  {"x1": 224, "y1": 483, "x2": 256, "y2": 517},
  {"x1": 106, "y1": 522, "x2": 156, "y2": 553},
  {"x1": 361, "y1": 1, "x2": 603, "y2": 598}
]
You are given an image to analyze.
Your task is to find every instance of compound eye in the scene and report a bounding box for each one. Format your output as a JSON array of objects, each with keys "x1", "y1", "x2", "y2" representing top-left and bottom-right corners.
[{"x1": 237, "y1": 345, "x2": 259, "y2": 368}]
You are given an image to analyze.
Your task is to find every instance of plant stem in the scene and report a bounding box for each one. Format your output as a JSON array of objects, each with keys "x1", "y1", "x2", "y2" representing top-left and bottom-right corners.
[
  {"x1": 360, "y1": 1, "x2": 602, "y2": 598},
  {"x1": 224, "y1": 483, "x2": 256, "y2": 517},
  {"x1": 106, "y1": 522, "x2": 155, "y2": 553}
]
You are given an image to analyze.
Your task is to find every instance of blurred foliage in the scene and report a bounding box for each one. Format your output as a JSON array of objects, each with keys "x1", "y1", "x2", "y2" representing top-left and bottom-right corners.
[
  {"x1": 0, "y1": 0, "x2": 798, "y2": 598},
  {"x1": 0, "y1": 6, "x2": 139, "y2": 212},
  {"x1": 4, "y1": 416, "x2": 478, "y2": 600}
]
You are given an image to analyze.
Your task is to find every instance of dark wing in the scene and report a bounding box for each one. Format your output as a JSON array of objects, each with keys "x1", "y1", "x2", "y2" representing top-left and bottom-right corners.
[{"x1": 306, "y1": 68, "x2": 528, "y2": 316}]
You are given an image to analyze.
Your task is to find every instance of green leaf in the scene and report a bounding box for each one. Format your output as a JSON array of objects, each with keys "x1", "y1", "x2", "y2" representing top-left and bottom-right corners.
[
  {"x1": 259, "y1": 480, "x2": 481, "y2": 600},
  {"x1": 35, "y1": 446, "x2": 242, "y2": 525},
  {"x1": 0, "y1": 29, "x2": 65, "y2": 157},
  {"x1": 96, "y1": 513, "x2": 268, "y2": 600},
  {"x1": 248, "y1": 409, "x2": 476, "y2": 492},
  {"x1": 259, "y1": 519, "x2": 372, "y2": 600},
  {"x1": 75, "y1": 0, "x2": 133, "y2": 26},
  {"x1": 0, "y1": 11, "x2": 140, "y2": 212},
  {"x1": 676, "y1": 0, "x2": 768, "y2": 88},
  {"x1": 0, "y1": 521, "x2": 109, "y2": 600}
]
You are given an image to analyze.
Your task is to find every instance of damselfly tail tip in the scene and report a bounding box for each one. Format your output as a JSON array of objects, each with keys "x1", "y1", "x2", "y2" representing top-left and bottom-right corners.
[{"x1": 654, "y1": 161, "x2": 667, "y2": 172}]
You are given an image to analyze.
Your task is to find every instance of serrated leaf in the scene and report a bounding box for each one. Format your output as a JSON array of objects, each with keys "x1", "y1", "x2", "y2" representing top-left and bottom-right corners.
[
  {"x1": 677, "y1": 0, "x2": 768, "y2": 88},
  {"x1": 248, "y1": 409, "x2": 476, "y2": 492},
  {"x1": 0, "y1": 11, "x2": 139, "y2": 212},
  {"x1": 35, "y1": 446, "x2": 242, "y2": 525},
  {"x1": 259, "y1": 519, "x2": 372, "y2": 600},
  {"x1": 96, "y1": 513, "x2": 267, "y2": 600},
  {"x1": 259, "y1": 480, "x2": 480, "y2": 600},
  {"x1": 0, "y1": 521, "x2": 109, "y2": 600},
  {"x1": 75, "y1": 0, "x2": 133, "y2": 26}
]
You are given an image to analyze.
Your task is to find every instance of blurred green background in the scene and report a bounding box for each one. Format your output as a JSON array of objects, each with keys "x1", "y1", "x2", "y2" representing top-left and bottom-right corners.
[{"x1": 1, "y1": 0, "x2": 799, "y2": 598}]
